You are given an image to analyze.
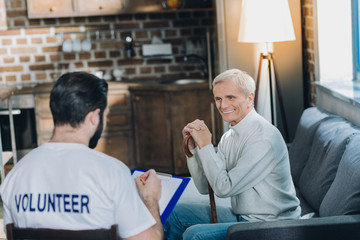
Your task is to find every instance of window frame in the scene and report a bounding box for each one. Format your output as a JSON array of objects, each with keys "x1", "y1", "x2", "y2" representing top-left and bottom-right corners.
[{"x1": 352, "y1": 0, "x2": 360, "y2": 80}]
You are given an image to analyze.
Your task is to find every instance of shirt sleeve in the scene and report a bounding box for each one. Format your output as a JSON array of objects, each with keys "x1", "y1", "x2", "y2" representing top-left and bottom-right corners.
[
  {"x1": 186, "y1": 148, "x2": 210, "y2": 194},
  {"x1": 114, "y1": 170, "x2": 156, "y2": 238},
  {"x1": 197, "y1": 138, "x2": 278, "y2": 198}
]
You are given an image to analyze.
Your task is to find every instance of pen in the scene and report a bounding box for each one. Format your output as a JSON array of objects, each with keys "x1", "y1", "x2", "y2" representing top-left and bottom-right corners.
[{"x1": 140, "y1": 177, "x2": 146, "y2": 185}]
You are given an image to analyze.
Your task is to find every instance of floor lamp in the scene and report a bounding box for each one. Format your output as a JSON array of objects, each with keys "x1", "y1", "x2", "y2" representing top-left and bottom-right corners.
[{"x1": 238, "y1": 0, "x2": 295, "y2": 143}]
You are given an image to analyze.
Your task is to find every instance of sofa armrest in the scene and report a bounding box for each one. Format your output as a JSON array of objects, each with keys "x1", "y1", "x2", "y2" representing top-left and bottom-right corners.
[{"x1": 227, "y1": 215, "x2": 360, "y2": 240}]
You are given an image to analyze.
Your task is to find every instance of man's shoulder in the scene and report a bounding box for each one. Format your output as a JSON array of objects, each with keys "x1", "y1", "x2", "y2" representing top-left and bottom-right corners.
[
  {"x1": 89, "y1": 148, "x2": 129, "y2": 170},
  {"x1": 1, "y1": 144, "x2": 131, "y2": 194},
  {"x1": 8, "y1": 143, "x2": 129, "y2": 177}
]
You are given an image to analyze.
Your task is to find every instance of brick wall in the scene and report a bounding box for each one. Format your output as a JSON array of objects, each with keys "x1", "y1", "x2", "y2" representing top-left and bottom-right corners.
[
  {"x1": 0, "y1": 0, "x2": 214, "y2": 85},
  {"x1": 301, "y1": 0, "x2": 316, "y2": 107}
]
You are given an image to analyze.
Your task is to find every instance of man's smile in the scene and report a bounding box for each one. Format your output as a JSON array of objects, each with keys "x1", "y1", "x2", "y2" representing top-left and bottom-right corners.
[{"x1": 222, "y1": 109, "x2": 235, "y2": 114}]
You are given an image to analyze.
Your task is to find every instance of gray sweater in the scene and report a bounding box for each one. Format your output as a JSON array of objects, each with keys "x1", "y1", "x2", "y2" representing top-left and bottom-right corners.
[{"x1": 187, "y1": 109, "x2": 301, "y2": 222}]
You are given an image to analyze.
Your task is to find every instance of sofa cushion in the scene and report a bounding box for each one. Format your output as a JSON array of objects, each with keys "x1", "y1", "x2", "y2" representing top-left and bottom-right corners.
[
  {"x1": 319, "y1": 133, "x2": 360, "y2": 216},
  {"x1": 289, "y1": 107, "x2": 330, "y2": 186},
  {"x1": 295, "y1": 187, "x2": 316, "y2": 216},
  {"x1": 226, "y1": 215, "x2": 360, "y2": 240},
  {"x1": 298, "y1": 117, "x2": 356, "y2": 211}
]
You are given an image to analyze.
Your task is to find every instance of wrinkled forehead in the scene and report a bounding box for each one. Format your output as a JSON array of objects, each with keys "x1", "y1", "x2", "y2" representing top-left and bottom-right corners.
[{"x1": 213, "y1": 80, "x2": 245, "y2": 97}]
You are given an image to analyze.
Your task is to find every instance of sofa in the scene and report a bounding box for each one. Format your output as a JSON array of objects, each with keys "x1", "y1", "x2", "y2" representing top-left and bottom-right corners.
[{"x1": 227, "y1": 107, "x2": 360, "y2": 239}]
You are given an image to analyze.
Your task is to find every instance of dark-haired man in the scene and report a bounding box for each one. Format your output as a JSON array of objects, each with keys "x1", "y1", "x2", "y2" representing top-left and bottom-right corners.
[{"x1": 1, "y1": 72, "x2": 163, "y2": 240}]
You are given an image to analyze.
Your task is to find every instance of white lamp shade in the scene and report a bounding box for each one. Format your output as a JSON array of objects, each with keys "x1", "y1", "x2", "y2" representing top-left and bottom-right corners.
[{"x1": 238, "y1": 0, "x2": 295, "y2": 43}]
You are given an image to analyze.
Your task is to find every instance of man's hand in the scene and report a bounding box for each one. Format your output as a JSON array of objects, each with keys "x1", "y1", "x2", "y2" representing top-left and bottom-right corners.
[
  {"x1": 135, "y1": 169, "x2": 162, "y2": 203},
  {"x1": 131, "y1": 170, "x2": 163, "y2": 239},
  {"x1": 182, "y1": 119, "x2": 212, "y2": 149}
]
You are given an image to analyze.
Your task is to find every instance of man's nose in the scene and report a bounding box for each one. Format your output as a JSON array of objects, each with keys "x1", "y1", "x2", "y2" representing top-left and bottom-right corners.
[{"x1": 220, "y1": 99, "x2": 229, "y2": 109}]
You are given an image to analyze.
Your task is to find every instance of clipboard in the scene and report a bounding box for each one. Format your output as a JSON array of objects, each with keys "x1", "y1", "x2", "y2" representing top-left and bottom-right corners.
[{"x1": 132, "y1": 169, "x2": 190, "y2": 223}]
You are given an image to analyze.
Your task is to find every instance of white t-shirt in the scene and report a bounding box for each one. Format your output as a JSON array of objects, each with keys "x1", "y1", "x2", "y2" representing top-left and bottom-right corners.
[{"x1": 0, "y1": 143, "x2": 156, "y2": 239}]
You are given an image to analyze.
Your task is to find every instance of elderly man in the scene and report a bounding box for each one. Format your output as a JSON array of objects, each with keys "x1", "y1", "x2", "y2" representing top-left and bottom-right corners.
[
  {"x1": 164, "y1": 69, "x2": 300, "y2": 240},
  {"x1": 1, "y1": 72, "x2": 163, "y2": 240}
]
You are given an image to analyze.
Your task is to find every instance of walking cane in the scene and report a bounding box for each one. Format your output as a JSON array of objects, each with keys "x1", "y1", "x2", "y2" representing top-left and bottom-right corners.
[{"x1": 183, "y1": 134, "x2": 218, "y2": 223}]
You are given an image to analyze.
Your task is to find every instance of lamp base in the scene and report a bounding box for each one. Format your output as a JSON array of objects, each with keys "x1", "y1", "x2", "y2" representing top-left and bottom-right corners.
[{"x1": 254, "y1": 52, "x2": 289, "y2": 143}]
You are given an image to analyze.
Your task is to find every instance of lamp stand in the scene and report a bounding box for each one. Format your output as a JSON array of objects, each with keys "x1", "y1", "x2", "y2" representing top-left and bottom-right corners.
[{"x1": 254, "y1": 52, "x2": 290, "y2": 143}]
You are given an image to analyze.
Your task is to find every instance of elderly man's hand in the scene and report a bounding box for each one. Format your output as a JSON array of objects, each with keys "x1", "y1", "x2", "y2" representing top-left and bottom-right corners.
[
  {"x1": 182, "y1": 119, "x2": 212, "y2": 149},
  {"x1": 191, "y1": 126, "x2": 212, "y2": 149}
]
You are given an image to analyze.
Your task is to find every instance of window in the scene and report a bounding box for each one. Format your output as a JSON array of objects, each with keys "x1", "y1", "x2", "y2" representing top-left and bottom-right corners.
[
  {"x1": 315, "y1": 0, "x2": 353, "y2": 82},
  {"x1": 353, "y1": 0, "x2": 360, "y2": 79}
]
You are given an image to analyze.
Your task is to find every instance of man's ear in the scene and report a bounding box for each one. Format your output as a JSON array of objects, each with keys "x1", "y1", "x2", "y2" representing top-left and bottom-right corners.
[
  {"x1": 248, "y1": 92, "x2": 255, "y2": 106},
  {"x1": 87, "y1": 108, "x2": 101, "y2": 126}
]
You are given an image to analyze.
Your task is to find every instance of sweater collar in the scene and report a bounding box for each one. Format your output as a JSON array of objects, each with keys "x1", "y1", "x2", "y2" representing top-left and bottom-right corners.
[{"x1": 229, "y1": 108, "x2": 257, "y2": 133}]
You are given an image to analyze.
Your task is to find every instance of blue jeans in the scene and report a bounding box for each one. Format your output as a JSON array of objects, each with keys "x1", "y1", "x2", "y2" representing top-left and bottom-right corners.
[{"x1": 164, "y1": 203, "x2": 247, "y2": 240}]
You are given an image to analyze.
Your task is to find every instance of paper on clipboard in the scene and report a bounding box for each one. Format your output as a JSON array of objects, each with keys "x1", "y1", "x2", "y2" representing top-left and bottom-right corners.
[{"x1": 132, "y1": 169, "x2": 190, "y2": 223}]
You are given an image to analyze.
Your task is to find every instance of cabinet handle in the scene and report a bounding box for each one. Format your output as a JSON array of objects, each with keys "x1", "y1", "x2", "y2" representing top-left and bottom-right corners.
[
  {"x1": 49, "y1": 7, "x2": 54, "y2": 12},
  {"x1": 99, "y1": 5, "x2": 103, "y2": 10},
  {"x1": 135, "y1": 96, "x2": 141, "y2": 101}
]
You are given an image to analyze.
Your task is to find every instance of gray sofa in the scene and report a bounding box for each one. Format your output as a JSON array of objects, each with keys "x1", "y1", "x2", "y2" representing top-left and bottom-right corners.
[{"x1": 227, "y1": 107, "x2": 360, "y2": 239}]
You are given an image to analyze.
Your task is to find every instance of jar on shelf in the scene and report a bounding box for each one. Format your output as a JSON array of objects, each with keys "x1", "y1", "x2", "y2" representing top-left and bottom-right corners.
[{"x1": 162, "y1": 0, "x2": 184, "y2": 9}]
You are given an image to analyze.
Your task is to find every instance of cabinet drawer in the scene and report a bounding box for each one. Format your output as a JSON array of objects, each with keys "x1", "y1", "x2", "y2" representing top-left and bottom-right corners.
[
  {"x1": 34, "y1": 93, "x2": 51, "y2": 115},
  {"x1": 107, "y1": 112, "x2": 129, "y2": 127},
  {"x1": 108, "y1": 91, "x2": 129, "y2": 108},
  {"x1": 35, "y1": 115, "x2": 54, "y2": 135},
  {"x1": 27, "y1": 0, "x2": 74, "y2": 19},
  {"x1": 76, "y1": 0, "x2": 124, "y2": 15}
]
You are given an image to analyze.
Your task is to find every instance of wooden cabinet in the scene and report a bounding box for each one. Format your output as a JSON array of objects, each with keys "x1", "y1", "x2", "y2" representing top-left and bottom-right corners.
[
  {"x1": 76, "y1": 0, "x2": 124, "y2": 15},
  {"x1": 34, "y1": 91, "x2": 54, "y2": 146},
  {"x1": 94, "y1": 83, "x2": 134, "y2": 167},
  {"x1": 27, "y1": 0, "x2": 125, "y2": 19},
  {"x1": 131, "y1": 84, "x2": 222, "y2": 175},
  {"x1": 27, "y1": 0, "x2": 74, "y2": 19},
  {"x1": 27, "y1": 0, "x2": 213, "y2": 18},
  {"x1": 34, "y1": 82, "x2": 134, "y2": 168}
]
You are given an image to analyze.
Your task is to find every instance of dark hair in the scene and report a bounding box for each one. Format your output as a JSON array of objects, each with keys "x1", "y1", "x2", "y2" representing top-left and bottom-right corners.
[{"x1": 50, "y1": 72, "x2": 108, "y2": 128}]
